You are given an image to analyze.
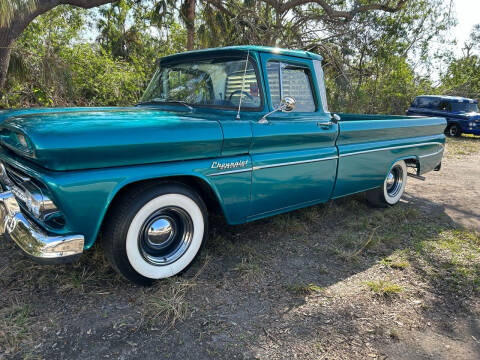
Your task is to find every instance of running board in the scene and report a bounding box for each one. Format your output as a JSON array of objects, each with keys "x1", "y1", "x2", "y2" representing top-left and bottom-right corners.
[{"x1": 407, "y1": 173, "x2": 425, "y2": 181}]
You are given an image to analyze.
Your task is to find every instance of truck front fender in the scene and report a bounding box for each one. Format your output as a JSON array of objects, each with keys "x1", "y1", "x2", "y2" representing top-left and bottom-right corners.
[{"x1": 45, "y1": 155, "x2": 252, "y2": 249}]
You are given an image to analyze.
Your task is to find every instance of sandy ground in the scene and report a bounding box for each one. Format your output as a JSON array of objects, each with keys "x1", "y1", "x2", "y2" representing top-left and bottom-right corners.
[{"x1": 406, "y1": 151, "x2": 480, "y2": 232}]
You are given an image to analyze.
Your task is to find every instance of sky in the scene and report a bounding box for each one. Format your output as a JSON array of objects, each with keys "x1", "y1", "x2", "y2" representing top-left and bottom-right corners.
[{"x1": 452, "y1": 0, "x2": 480, "y2": 55}]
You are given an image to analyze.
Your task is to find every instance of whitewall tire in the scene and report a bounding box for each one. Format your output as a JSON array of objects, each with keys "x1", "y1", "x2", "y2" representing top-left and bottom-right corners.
[
  {"x1": 126, "y1": 193, "x2": 204, "y2": 279},
  {"x1": 103, "y1": 183, "x2": 208, "y2": 285},
  {"x1": 366, "y1": 160, "x2": 407, "y2": 207}
]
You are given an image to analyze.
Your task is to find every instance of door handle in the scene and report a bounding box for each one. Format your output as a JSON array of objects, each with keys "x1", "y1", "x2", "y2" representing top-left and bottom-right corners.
[{"x1": 317, "y1": 121, "x2": 333, "y2": 127}]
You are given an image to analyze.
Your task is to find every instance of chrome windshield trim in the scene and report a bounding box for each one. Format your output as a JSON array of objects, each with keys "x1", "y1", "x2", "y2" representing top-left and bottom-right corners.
[
  {"x1": 339, "y1": 142, "x2": 444, "y2": 158},
  {"x1": 252, "y1": 156, "x2": 338, "y2": 171}
]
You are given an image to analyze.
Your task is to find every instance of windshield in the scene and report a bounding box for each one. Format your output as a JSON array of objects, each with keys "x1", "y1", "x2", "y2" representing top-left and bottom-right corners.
[
  {"x1": 140, "y1": 58, "x2": 262, "y2": 109},
  {"x1": 450, "y1": 102, "x2": 479, "y2": 113}
]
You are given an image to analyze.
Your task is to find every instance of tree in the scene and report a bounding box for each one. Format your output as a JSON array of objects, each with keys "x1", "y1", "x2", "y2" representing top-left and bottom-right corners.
[
  {"x1": 185, "y1": 0, "x2": 195, "y2": 50},
  {"x1": 440, "y1": 56, "x2": 480, "y2": 99},
  {"x1": 440, "y1": 25, "x2": 480, "y2": 100},
  {"x1": 0, "y1": 0, "x2": 117, "y2": 90},
  {"x1": 151, "y1": 0, "x2": 195, "y2": 50},
  {"x1": 198, "y1": 0, "x2": 408, "y2": 47}
]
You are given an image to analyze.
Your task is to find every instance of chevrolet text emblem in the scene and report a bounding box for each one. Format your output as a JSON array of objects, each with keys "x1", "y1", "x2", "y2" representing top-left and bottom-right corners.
[{"x1": 211, "y1": 160, "x2": 249, "y2": 170}]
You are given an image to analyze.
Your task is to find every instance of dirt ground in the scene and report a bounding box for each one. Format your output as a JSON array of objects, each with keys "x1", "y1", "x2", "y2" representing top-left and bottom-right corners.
[
  {"x1": 1, "y1": 137, "x2": 480, "y2": 360},
  {"x1": 407, "y1": 143, "x2": 480, "y2": 232}
]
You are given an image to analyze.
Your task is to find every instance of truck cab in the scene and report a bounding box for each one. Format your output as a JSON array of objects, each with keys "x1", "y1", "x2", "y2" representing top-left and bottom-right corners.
[{"x1": 407, "y1": 95, "x2": 480, "y2": 137}]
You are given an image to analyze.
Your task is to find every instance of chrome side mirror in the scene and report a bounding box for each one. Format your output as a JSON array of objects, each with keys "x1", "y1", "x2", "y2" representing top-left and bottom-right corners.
[
  {"x1": 259, "y1": 96, "x2": 296, "y2": 124},
  {"x1": 332, "y1": 113, "x2": 341, "y2": 122},
  {"x1": 281, "y1": 96, "x2": 296, "y2": 112}
]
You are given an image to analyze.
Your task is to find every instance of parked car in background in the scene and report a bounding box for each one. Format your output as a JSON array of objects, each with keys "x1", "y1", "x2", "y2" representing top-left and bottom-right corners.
[
  {"x1": 0, "y1": 46, "x2": 446, "y2": 285},
  {"x1": 407, "y1": 95, "x2": 480, "y2": 137}
]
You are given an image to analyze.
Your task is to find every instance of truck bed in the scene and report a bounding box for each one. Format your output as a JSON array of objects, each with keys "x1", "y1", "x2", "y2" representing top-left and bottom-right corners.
[{"x1": 331, "y1": 113, "x2": 447, "y2": 198}]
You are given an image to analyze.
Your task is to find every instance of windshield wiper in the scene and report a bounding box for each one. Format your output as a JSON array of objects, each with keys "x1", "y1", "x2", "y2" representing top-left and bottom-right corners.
[{"x1": 137, "y1": 100, "x2": 193, "y2": 111}]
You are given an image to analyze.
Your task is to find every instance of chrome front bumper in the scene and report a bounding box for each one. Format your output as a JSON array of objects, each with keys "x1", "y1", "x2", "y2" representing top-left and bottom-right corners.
[{"x1": 0, "y1": 191, "x2": 84, "y2": 263}]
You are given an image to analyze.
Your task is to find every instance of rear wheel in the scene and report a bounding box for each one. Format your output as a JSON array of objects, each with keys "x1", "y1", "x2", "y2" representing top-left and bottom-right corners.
[
  {"x1": 366, "y1": 160, "x2": 407, "y2": 207},
  {"x1": 102, "y1": 183, "x2": 208, "y2": 285}
]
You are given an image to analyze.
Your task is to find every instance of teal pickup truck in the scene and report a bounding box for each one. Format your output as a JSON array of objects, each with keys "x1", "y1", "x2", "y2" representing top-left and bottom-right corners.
[{"x1": 0, "y1": 46, "x2": 446, "y2": 285}]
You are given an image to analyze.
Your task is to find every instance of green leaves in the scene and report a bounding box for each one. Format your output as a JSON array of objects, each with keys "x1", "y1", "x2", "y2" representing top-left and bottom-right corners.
[{"x1": 0, "y1": 0, "x2": 37, "y2": 27}]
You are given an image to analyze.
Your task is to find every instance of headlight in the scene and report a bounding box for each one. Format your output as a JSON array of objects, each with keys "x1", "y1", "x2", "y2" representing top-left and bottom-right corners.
[
  {"x1": 16, "y1": 133, "x2": 28, "y2": 147},
  {"x1": 469, "y1": 122, "x2": 474, "y2": 127}
]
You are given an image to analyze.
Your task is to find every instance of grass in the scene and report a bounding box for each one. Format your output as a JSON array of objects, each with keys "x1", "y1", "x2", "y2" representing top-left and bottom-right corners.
[
  {"x1": 0, "y1": 304, "x2": 32, "y2": 356},
  {"x1": 233, "y1": 257, "x2": 264, "y2": 279},
  {"x1": 417, "y1": 229, "x2": 480, "y2": 294},
  {"x1": 445, "y1": 135, "x2": 480, "y2": 158},
  {"x1": 286, "y1": 283, "x2": 324, "y2": 295},
  {"x1": 366, "y1": 280, "x2": 403, "y2": 297},
  {"x1": 146, "y1": 278, "x2": 192, "y2": 328},
  {"x1": 381, "y1": 253, "x2": 410, "y2": 270},
  {"x1": 143, "y1": 258, "x2": 210, "y2": 329}
]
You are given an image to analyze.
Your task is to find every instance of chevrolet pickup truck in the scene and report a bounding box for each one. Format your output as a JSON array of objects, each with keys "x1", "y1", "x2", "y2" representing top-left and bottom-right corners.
[
  {"x1": 0, "y1": 46, "x2": 446, "y2": 285},
  {"x1": 407, "y1": 95, "x2": 480, "y2": 137}
]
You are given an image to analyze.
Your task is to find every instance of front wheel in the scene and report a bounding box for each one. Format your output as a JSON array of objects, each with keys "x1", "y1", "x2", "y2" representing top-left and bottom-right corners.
[
  {"x1": 366, "y1": 160, "x2": 407, "y2": 207},
  {"x1": 446, "y1": 124, "x2": 462, "y2": 137},
  {"x1": 102, "y1": 184, "x2": 208, "y2": 285}
]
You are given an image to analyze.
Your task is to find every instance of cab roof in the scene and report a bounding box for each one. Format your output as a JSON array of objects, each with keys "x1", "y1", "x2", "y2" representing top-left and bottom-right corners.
[
  {"x1": 416, "y1": 95, "x2": 478, "y2": 104},
  {"x1": 160, "y1": 45, "x2": 323, "y2": 64}
]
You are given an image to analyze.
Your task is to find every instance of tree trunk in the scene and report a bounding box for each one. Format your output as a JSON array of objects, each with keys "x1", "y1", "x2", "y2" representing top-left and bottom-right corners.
[
  {"x1": 186, "y1": 0, "x2": 196, "y2": 50},
  {"x1": 0, "y1": 31, "x2": 14, "y2": 90}
]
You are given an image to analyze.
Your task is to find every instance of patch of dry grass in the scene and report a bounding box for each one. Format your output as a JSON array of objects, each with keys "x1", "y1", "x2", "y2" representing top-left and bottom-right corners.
[
  {"x1": 0, "y1": 303, "x2": 33, "y2": 357},
  {"x1": 286, "y1": 283, "x2": 324, "y2": 295},
  {"x1": 417, "y1": 229, "x2": 480, "y2": 294},
  {"x1": 233, "y1": 256, "x2": 264, "y2": 279},
  {"x1": 382, "y1": 252, "x2": 410, "y2": 270},
  {"x1": 146, "y1": 278, "x2": 193, "y2": 328},
  {"x1": 143, "y1": 257, "x2": 210, "y2": 328},
  {"x1": 366, "y1": 279, "x2": 403, "y2": 296},
  {"x1": 445, "y1": 136, "x2": 480, "y2": 158}
]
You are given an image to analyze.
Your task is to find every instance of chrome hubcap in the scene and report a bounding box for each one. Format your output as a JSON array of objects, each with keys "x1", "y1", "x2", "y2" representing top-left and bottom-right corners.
[
  {"x1": 145, "y1": 216, "x2": 176, "y2": 249},
  {"x1": 386, "y1": 172, "x2": 395, "y2": 188},
  {"x1": 386, "y1": 165, "x2": 404, "y2": 198},
  {"x1": 138, "y1": 207, "x2": 193, "y2": 266}
]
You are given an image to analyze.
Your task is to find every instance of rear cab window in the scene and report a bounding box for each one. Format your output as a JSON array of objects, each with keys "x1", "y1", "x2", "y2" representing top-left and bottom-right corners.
[{"x1": 266, "y1": 61, "x2": 316, "y2": 112}]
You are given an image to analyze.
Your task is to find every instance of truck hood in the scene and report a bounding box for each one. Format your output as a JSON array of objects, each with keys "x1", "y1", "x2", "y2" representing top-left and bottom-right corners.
[
  {"x1": 449, "y1": 111, "x2": 480, "y2": 120},
  {"x1": 0, "y1": 107, "x2": 223, "y2": 171},
  {"x1": 463, "y1": 112, "x2": 480, "y2": 120}
]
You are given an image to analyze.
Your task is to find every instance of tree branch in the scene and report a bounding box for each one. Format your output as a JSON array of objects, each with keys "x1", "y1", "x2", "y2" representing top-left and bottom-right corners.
[
  {"x1": 261, "y1": 0, "x2": 408, "y2": 21},
  {"x1": 58, "y1": 0, "x2": 117, "y2": 9}
]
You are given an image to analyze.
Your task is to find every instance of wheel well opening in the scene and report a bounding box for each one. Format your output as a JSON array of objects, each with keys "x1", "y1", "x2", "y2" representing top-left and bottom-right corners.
[
  {"x1": 405, "y1": 158, "x2": 419, "y2": 175},
  {"x1": 111, "y1": 176, "x2": 224, "y2": 216},
  {"x1": 98, "y1": 176, "x2": 225, "y2": 242}
]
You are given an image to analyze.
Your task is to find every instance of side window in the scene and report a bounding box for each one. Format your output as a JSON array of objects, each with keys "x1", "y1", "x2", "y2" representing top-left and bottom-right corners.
[
  {"x1": 416, "y1": 97, "x2": 426, "y2": 108},
  {"x1": 428, "y1": 99, "x2": 440, "y2": 109},
  {"x1": 417, "y1": 97, "x2": 441, "y2": 109},
  {"x1": 266, "y1": 61, "x2": 316, "y2": 112},
  {"x1": 438, "y1": 101, "x2": 450, "y2": 111}
]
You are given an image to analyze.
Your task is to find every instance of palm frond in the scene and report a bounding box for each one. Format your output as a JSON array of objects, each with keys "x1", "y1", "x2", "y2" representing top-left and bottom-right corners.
[{"x1": 0, "y1": 0, "x2": 37, "y2": 27}]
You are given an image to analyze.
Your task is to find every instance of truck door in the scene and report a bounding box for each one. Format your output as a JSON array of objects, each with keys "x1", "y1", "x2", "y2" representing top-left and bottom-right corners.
[{"x1": 248, "y1": 54, "x2": 339, "y2": 219}]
